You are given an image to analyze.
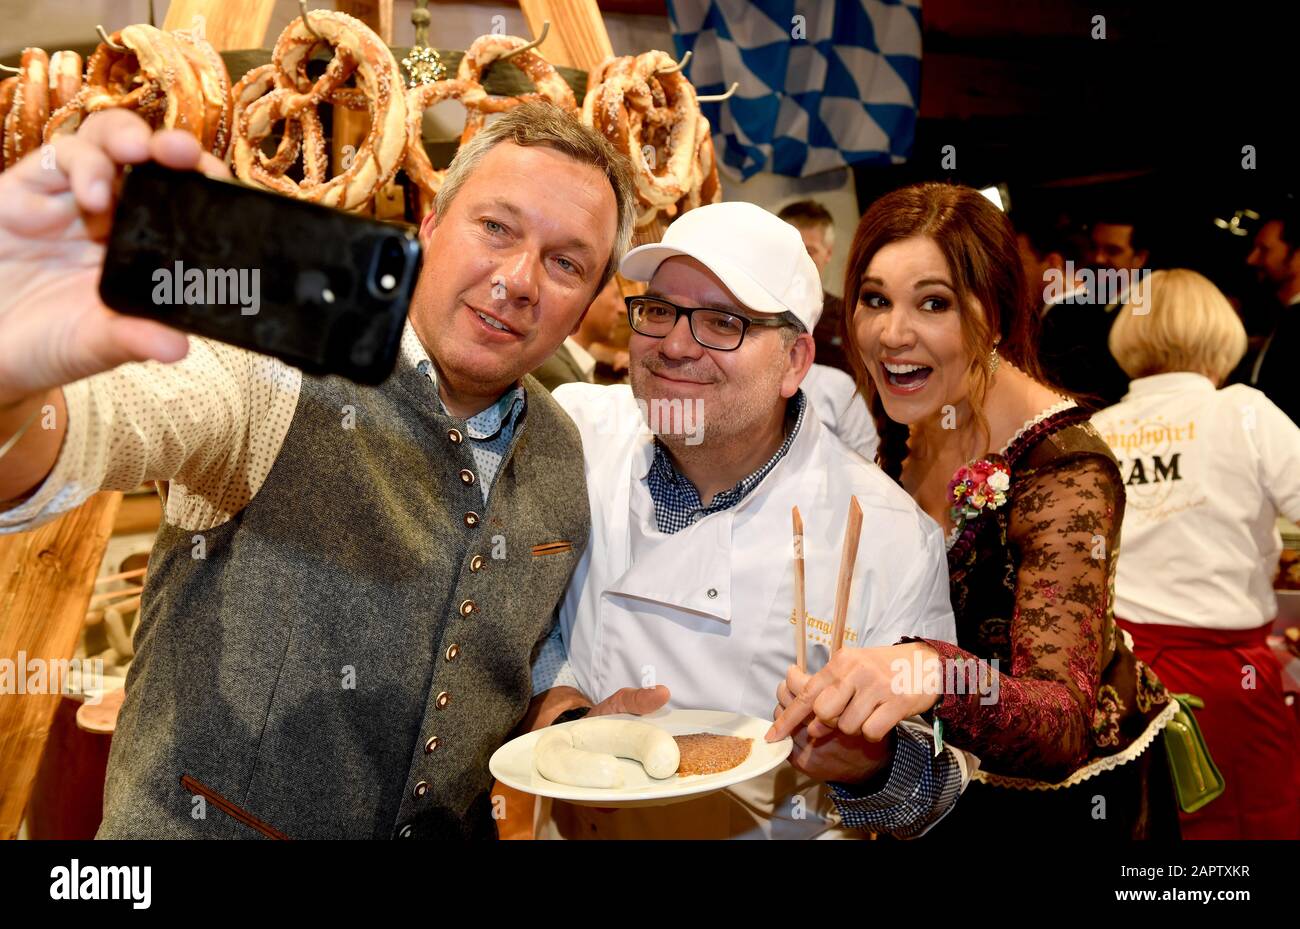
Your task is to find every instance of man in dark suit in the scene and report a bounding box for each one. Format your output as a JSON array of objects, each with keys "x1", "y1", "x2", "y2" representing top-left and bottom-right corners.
[
  {"x1": 531, "y1": 277, "x2": 629, "y2": 390},
  {"x1": 779, "y1": 200, "x2": 852, "y2": 375},
  {"x1": 1036, "y1": 217, "x2": 1150, "y2": 410},
  {"x1": 1240, "y1": 207, "x2": 1300, "y2": 423}
]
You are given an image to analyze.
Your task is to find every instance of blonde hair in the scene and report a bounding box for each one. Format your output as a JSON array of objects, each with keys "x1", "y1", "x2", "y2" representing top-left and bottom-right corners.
[
  {"x1": 433, "y1": 101, "x2": 637, "y2": 292},
  {"x1": 1108, "y1": 269, "x2": 1247, "y2": 383}
]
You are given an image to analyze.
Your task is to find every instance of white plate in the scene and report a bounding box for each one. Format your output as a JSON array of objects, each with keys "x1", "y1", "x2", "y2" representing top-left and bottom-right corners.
[{"x1": 489, "y1": 708, "x2": 793, "y2": 808}]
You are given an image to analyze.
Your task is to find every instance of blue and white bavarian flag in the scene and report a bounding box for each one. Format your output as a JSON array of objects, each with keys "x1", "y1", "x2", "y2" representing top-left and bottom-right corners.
[{"x1": 666, "y1": 0, "x2": 921, "y2": 178}]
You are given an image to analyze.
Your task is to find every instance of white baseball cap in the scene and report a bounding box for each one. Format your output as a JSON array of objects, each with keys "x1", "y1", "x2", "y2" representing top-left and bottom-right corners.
[{"x1": 619, "y1": 201, "x2": 825, "y2": 332}]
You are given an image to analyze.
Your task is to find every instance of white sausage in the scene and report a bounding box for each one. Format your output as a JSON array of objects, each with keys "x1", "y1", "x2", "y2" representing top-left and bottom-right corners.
[
  {"x1": 569, "y1": 718, "x2": 680, "y2": 779},
  {"x1": 533, "y1": 729, "x2": 625, "y2": 788}
]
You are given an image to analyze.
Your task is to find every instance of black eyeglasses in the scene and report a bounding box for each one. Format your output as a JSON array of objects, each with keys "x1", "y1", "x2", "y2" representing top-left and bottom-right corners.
[{"x1": 625, "y1": 295, "x2": 792, "y2": 351}]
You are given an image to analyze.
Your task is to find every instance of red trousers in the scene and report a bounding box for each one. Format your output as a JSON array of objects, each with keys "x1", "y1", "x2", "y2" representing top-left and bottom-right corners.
[{"x1": 1118, "y1": 617, "x2": 1300, "y2": 839}]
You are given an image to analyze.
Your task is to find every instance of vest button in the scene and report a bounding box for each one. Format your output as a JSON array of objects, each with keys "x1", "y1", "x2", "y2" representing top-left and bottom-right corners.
[
  {"x1": 413, "y1": 781, "x2": 429, "y2": 798},
  {"x1": 448, "y1": 428, "x2": 463, "y2": 444},
  {"x1": 398, "y1": 824, "x2": 414, "y2": 838},
  {"x1": 446, "y1": 643, "x2": 460, "y2": 661},
  {"x1": 459, "y1": 469, "x2": 476, "y2": 485},
  {"x1": 459, "y1": 599, "x2": 476, "y2": 616},
  {"x1": 425, "y1": 735, "x2": 440, "y2": 753},
  {"x1": 470, "y1": 554, "x2": 485, "y2": 572},
  {"x1": 436, "y1": 691, "x2": 451, "y2": 709},
  {"x1": 464, "y1": 512, "x2": 480, "y2": 527}
]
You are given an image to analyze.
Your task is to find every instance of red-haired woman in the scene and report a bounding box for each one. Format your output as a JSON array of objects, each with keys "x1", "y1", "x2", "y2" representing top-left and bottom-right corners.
[{"x1": 769, "y1": 182, "x2": 1181, "y2": 837}]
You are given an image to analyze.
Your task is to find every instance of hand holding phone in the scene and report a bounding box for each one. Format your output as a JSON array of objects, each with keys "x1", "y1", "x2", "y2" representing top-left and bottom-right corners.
[
  {"x1": 0, "y1": 109, "x2": 216, "y2": 409},
  {"x1": 99, "y1": 161, "x2": 420, "y2": 384}
]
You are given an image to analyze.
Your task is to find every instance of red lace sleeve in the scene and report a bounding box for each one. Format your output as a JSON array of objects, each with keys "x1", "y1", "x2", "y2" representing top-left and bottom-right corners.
[{"x1": 925, "y1": 453, "x2": 1121, "y2": 781}]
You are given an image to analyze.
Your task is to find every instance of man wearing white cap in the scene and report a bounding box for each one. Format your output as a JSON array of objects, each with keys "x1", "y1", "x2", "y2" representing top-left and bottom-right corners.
[{"x1": 527, "y1": 202, "x2": 974, "y2": 839}]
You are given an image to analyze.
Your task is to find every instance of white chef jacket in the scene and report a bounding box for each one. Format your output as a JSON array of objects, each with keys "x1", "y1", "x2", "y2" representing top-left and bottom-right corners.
[
  {"x1": 540, "y1": 383, "x2": 957, "y2": 839},
  {"x1": 801, "y1": 363, "x2": 880, "y2": 462},
  {"x1": 1092, "y1": 372, "x2": 1300, "y2": 629}
]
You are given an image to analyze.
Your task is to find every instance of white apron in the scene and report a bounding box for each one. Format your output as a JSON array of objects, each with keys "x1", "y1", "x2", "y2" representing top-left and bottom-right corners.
[{"x1": 541, "y1": 384, "x2": 956, "y2": 839}]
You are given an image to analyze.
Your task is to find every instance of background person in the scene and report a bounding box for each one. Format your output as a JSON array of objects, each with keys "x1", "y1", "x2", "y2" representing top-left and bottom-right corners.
[{"x1": 1094, "y1": 268, "x2": 1300, "y2": 838}]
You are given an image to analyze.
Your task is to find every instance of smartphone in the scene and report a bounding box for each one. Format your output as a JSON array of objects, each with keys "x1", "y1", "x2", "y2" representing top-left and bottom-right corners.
[{"x1": 98, "y1": 161, "x2": 421, "y2": 384}]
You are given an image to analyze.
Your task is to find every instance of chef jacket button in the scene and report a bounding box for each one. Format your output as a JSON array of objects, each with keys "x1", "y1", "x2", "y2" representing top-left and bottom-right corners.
[
  {"x1": 464, "y1": 511, "x2": 480, "y2": 527},
  {"x1": 707, "y1": 588, "x2": 718, "y2": 599},
  {"x1": 436, "y1": 691, "x2": 451, "y2": 709},
  {"x1": 398, "y1": 824, "x2": 414, "y2": 838},
  {"x1": 470, "y1": 554, "x2": 485, "y2": 572},
  {"x1": 459, "y1": 599, "x2": 476, "y2": 616},
  {"x1": 446, "y1": 643, "x2": 460, "y2": 661},
  {"x1": 459, "y1": 469, "x2": 476, "y2": 485},
  {"x1": 425, "y1": 735, "x2": 440, "y2": 753},
  {"x1": 448, "y1": 428, "x2": 463, "y2": 444},
  {"x1": 413, "y1": 781, "x2": 429, "y2": 798}
]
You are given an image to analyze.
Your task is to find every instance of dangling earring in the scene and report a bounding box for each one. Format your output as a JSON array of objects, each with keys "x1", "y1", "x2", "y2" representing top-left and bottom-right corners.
[{"x1": 988, "y1": 339, "x2": 1001, "y2": 375}]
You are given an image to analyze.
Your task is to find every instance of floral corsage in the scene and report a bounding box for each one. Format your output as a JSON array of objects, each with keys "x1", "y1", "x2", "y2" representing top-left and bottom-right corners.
[{"x1": 947, "y1": 455, "x2": 1012, "y2": 525}]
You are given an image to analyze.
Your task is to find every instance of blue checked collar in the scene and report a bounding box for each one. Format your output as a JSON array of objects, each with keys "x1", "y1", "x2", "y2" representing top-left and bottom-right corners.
[
  {"x1": 645, "y1": 390, "x2": 807, "y2": 534},
  {"x1": 401, "y1": 320, "x2": 526, "y2": 437}
]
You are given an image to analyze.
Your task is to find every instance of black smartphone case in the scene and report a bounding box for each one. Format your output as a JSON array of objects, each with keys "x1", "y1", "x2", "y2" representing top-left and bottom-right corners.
[{"x1": 98, "y1": 161, "x2": 421, "y2": 384}]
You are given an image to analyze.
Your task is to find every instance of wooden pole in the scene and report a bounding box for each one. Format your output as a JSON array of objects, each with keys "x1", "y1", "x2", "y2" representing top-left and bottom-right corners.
[
  {"x1": 162, "y1": 0, "x2": 276, "y2": 49},
  {"x1": 0, "y1": 492, "x2": 122, "y2": 840},
  {"x1": 519, "y1": 0, "x2": 615, "y2": 70}
]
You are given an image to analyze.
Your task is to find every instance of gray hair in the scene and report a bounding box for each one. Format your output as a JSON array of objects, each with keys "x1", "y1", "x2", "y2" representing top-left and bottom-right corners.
[
  {"x1": 778, "y1": 311, "x2": 807, "y2": 348},
  {"x1": 432, "y1": 101, "x2": 638, "y2": 293}
]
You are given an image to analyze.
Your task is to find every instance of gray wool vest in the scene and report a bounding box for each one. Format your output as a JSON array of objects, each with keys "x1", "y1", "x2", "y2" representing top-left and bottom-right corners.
[{"x1": 96, "y1": 363, "x2": 589, "y2": 839}]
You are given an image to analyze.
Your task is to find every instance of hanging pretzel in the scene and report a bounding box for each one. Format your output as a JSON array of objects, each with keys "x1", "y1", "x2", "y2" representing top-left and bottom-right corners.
[
  {"x1": 44, "y1": 26, "x2": 207, "y2": 147},
  {"x1": 230, "y1": 64, "x2": 311, "y2": 178},
  {"x1": 402, "y1": 78, "x2": 479, "y2": 210},
  {"x1": 231, "y1": 10, "x2": 405, "y2": 211},
  {"x1": 48, "y1": 51, "x2": 83, "y2": 113},
  {"x1": 581, "y1": 51, "x2": 701, "y2": 224},
  {"x1": 3, "y1": 48, "x2": 49, "y2": 169},
  {"x1": 0, "y1": 78, "x2": 18, "y2": 166},
  {"x1": 676, "y1": 113, "x2": 721, "y2": 215},
  {"x1": 454, "y1": 34, "x2": 576, "y2": 144},
  {"x1": 172, "y1": 29, "x2": 232, "y2": 159},
  {"x1": 402, "y1": 34, "x2": 577, "y2": 211}
]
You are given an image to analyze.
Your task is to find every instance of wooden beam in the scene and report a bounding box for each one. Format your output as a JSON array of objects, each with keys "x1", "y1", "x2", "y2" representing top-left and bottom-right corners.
[
  {"x1": 519, "y1": 0, "x2": 614, "y2": 71},
  {"x1": 334, "y1": 0, "x2": 392, "y2": 42},
  {"x1": 162, "y1": 0, "x2": 277, "y2": 50},
  {"x1": 0, "y1": 491, "x2": 122, "y2": 840}
]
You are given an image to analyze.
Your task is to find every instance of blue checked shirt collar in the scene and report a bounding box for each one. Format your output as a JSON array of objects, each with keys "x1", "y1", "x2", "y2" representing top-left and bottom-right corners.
[
  {"x1": 645, "y1": 390, "x2": 807, "y2": 535},
  {"x1": 401, "y1": 321, "x2": 526, "y2": 499}
]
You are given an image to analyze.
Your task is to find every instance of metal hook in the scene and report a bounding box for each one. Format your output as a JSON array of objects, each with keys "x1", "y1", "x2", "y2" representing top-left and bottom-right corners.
[
  {"x1": 411, "y1": 0, "x2": 431, "y2": 48},
  {"x1": 0, "y1": 63, "x2": 20, "y2": 74},
  {"x1": 696, "y1": 82, "x2": 738, "y2": 103},
  {"x1": 97, "y1": 25, "x2": 126, "y2": 51},
  {"x1": 298, "y1": 0, "x2": 325, "y2": 40},
  {"x1": 656, "y1": 50, "x2": 692, "y2": 75},
  {"x1": 498, "y1": 20, "x2": 550, "y2": 62}
]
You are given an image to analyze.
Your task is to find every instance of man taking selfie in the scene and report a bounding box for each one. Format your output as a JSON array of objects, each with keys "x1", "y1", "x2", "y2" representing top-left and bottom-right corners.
[{"x1": 0, "y1": 102, "x2": 667, "y2": 839}]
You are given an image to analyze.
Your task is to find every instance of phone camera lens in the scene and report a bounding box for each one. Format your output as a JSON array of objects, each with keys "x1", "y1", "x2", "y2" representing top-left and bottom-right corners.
[{"x1": 371, "y1": 235, "x2": 409, "y2": 296}]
